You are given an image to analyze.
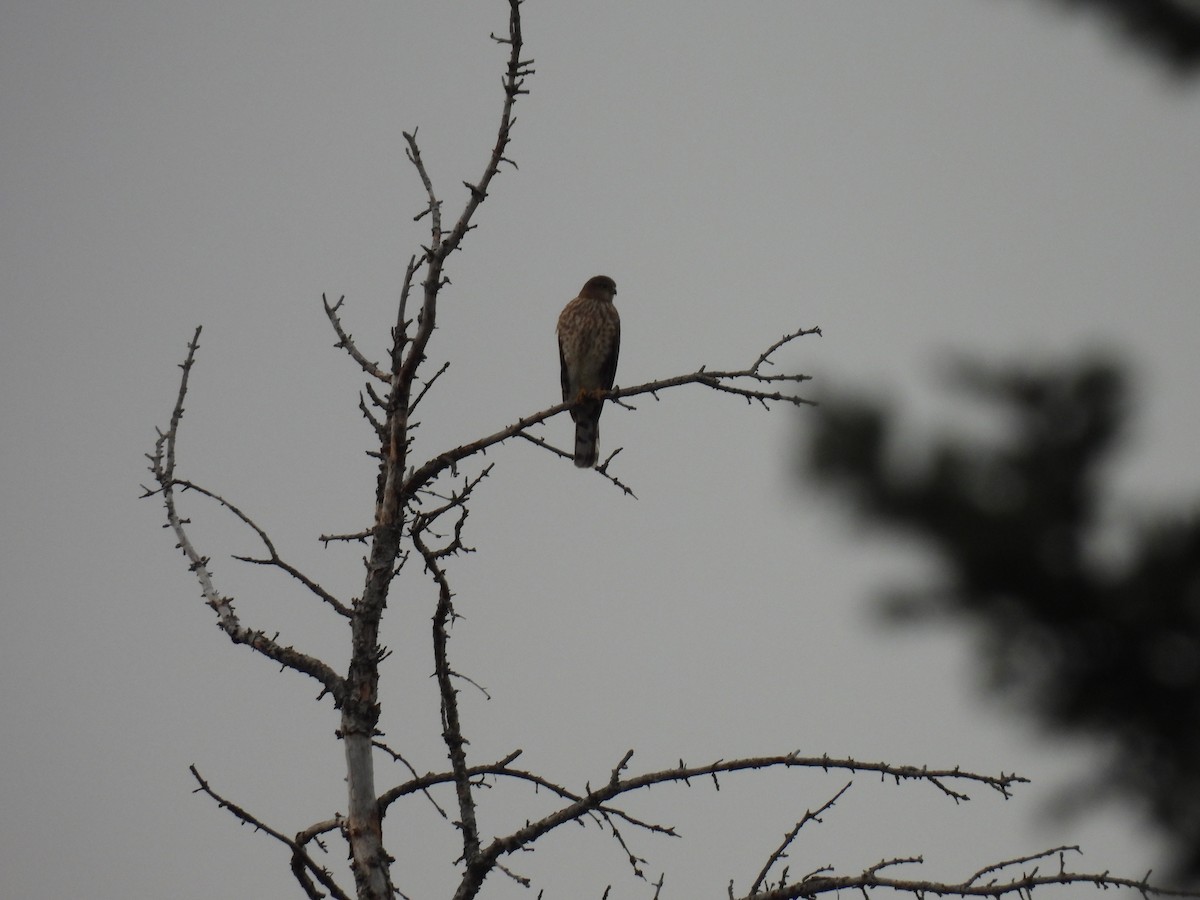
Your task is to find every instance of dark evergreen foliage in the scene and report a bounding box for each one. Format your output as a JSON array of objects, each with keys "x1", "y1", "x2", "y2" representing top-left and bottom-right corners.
[
  {"x1": 1035, "y1": 0, "x2": 1200, "y2": 74},
  {"x1": 806, "y1": 354, "x2": 1200, "y2": 879}
]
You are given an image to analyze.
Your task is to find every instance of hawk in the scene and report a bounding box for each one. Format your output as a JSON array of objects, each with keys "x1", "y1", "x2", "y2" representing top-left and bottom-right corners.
[{"x1": 557, "y1": 275, "x2": 620, "y2": 468}]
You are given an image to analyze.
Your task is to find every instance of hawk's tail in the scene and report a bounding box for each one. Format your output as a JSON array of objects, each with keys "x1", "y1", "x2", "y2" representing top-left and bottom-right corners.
[{"x1": 574, "y1": 417, "x2": 599, "y2": 468}]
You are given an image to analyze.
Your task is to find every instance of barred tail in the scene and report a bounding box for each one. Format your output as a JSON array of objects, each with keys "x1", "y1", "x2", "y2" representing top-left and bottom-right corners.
[{"x1": 574, "y1": 417, "x2": 599, "y2": 468}]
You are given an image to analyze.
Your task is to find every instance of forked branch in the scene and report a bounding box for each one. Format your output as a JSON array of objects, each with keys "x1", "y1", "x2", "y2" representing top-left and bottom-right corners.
[
  {"x1": 323, "y1": 293, "x2": 390, "y2": 383},
  {"x1": 189, "y1": 765, "x2": 351, "y2": 900},
  {"x1": 395, "y1": 750, "x2": 1031, "y2": 900},
  {"x1": 144, "y1": 327, "x2": 346, "y2": 704},
  {"x1": 749, "y1": 781, "x2": 854, "y2": 895}
]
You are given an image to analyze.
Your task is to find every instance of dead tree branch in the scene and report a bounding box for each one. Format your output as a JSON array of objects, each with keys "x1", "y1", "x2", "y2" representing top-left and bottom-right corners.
[
  {"x1": 166, "y1": 478, "x2": 352, "y2": 618},
  {"x1": 413, "y1": 511, "x2": 481, "y2": 866},
  {"x1": 379, "y1": 750, "x2": 1032, "y2": 900},
  {"x1": 323, "y1": 293, "x2": 390, "y2": 383},
  {"x1": 189, "y1": 765, "x2": 352, "y2": 900},
  {"x1": 400, "y1": 325, "x2": 822, "y2": 501},
  {"x1": 749, "y1": 781, "x2": 853, "y2": 895},
  {"x1": 738, "y1": 846, "x2": 1197, "y2": 900},
  {"x1": 144, "y1": 327, "x2": 346, "y2": 705},
  {"x1": 516, "y1": 430, "x2": 638, "y2": 496}
]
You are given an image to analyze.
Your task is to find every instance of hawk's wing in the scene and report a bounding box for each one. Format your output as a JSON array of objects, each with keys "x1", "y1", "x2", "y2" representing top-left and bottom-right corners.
[
  {"x1": 558, "y1": 334, "x2": 571, "y2": 404},
  {"x1": 600, "y1": 317, "x2": 620, "y2": 392}
]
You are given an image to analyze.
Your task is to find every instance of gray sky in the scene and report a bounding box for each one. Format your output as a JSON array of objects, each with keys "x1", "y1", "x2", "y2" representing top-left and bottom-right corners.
[{"x1": 3, "y1": 1, "x2": 1199, "y2": 897}]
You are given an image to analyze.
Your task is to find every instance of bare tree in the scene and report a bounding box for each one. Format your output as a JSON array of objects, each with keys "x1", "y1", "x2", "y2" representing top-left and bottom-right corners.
[{"x1": 144, "y1": 3, "x2": 1198, "y2": 898}]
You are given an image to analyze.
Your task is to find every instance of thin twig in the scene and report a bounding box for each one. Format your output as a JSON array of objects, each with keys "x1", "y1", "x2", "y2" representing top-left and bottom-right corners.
[
  {"x1": 170, "y1": 479, "x2": 351, "y2": 618},
  {"x1": 749, "y1": 781, "x2": 853, "y2": 895},
  {"x1": 965, "y1": 846, "x2": 1082, "y2": 886},
  {"x1": 410, "y1": 360, "x2": 451, "y2": 414},
  {"x1": 323, "y1": 293, "x2": 390, "y2": 382},
  {"x1": 372, "y1": 740, "x2": 449, "y2": 820}
]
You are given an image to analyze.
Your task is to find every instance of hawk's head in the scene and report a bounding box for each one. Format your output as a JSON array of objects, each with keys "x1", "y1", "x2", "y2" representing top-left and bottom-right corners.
[{"x1": 580, "y1": 275, "x2": 617, "y2": 302}]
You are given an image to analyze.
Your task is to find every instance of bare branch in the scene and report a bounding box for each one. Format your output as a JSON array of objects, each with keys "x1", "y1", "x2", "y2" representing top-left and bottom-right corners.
[
  {"x1": 411, "y1": 467, "x2": 491, "y2": 539},
  {"x1": 169, "y1": 479, "x2": 352, "y2": 618},
  {"x1": 437, "y1": 751, "x2": 1028, "y2": 900},
  {"x1": 409, "y1": 360, "x2": 451, "y2": 414},
  {"x1": 403, "y1": 325, "x2": 820, "y2": 498},
  {"x1": 739, "y1": 854, "x2": 1199, "y2": 900},
  {"x1": 413, "y1": 518, "x2": 481, "y2": 866},
  {"x1": 319, "y1": 528, "x2": 372, "y2": 545},
  {"x1": 594, "y1": 447, "x2": 638, "y2": 496},
  {"x1": 965, "y1": 846, "x2": 1081, "y2": 886},
  {"x1": 515, "y1": 431, "x2": 639, "y2": 496},
  {"x1": 403, "y1": 129, "x2": 442, "y2": 245},
  {"x1": 377, "y1": 750, "x2": 680, "y2": 840},
  {"x1": 189, "y1": 765, "x2": 352, "y2": 900},
  {"x1": 439, "y1": 0, "x2": 531, "y2": 263},
  {"x1": 749, "y1": 327, "x2": 821, "y2": 374},
  {"x1": 373, "y1": 739, "x2": 450, "y2": 821},
  {"x1": 602, "y1": 813, "x2": 653, "y2": 882},
  {"x1": 496, "y1": 863, "x2": 532, "y2": 888},
  {"x1": 389, "y1": 255, "x2": 420, "y2": 381},
  {"x1": 146, "y1": 330, "x2": 346, "y2": 703},
  {"x1": 358, "y1": 391, "x2": 386, "y2": 441},
  {"x1": 323, "y1": 293, "x2": 390, "y2": 382},
  {"x1": 749, "y1": 781, "x2": 853, "y2": 895}
]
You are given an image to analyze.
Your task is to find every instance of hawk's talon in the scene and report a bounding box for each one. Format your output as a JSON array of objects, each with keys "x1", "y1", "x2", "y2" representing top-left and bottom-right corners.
[{"x1": 572, "y1": 387, "x2": 608, "y2": 403}]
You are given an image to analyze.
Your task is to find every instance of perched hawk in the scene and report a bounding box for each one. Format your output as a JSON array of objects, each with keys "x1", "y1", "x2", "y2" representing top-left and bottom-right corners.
[{"x1": 557, "y1": 275, "x2": 620, "y2": 468}]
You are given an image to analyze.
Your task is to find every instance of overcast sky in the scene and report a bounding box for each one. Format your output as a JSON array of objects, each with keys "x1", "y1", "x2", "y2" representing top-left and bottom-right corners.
[{"x1": 3, "y1": 2, "x2": 1200, "y2": 898}]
